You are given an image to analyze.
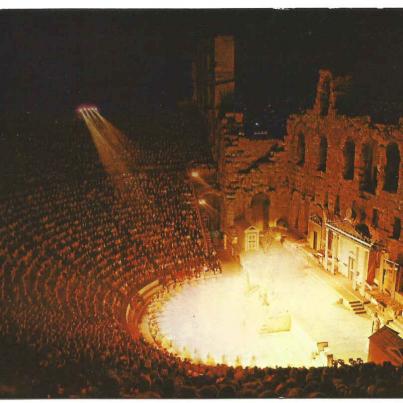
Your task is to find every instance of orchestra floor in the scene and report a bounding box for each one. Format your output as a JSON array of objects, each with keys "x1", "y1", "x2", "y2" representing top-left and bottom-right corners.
[{"x1": 142, "y1": 241, "x2": 372, "y2": 368}]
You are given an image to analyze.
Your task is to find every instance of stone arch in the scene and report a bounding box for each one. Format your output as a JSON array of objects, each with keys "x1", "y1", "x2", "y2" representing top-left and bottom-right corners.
[
  {"x1": 317, "y1": 136, "x2": 328, "y2": 172},
  {"x1": 343, "y1": 138, "x2": 355, "y2": 180},
  {"x1": 276, "y1": 217, "x2": 289, "y2": 228},
  {"x1": 383, "y1": 142, "x2": 400, "y2": 193},
  {"x1": 392, "y1": 217, "x2": 401, "y2": 240},
  {"x1": 250, "y1": 192, "x2": 270, "y2": 231}
]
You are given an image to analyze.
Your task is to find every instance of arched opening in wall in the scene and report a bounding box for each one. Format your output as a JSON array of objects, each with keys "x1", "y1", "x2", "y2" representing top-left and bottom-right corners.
[
  {"x1": 320, "y1": 76, "x2": 331, "y2": 116},
  {"x1": 383, "y1": 142, "x2": 400, "y2": 193},
  {"x1": 296, "y1": 133, "x2": 305, "y2": 166},
  {"x1": 359, "y1": 142, "x2": 377, "y2": 194},
  {"x1": 276, "y1": 217, "x2": 288, "y2": 229},
  {"x1": 392, "y1": 217, "x2": 401, "y2": 240},
  {"x1": 355, "y1": 223, "x2": 371, "y2": 240},
  {"x1": 343, "y1": 139, "x2": 355, "y2": 180},
  {"x1": 317, "y1": 136, "x2": 328, "y2": 172},
  {"x1": 250, "y1": 193, "x2": 270, "y2": 231}
]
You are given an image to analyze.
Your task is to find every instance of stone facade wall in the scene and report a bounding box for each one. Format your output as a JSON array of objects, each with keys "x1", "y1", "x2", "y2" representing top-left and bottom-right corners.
[
  {"x1": 216, "y1": 70, "x2": 403, "y2": 304},
  {"x1": 192, "y1": 35, "x2": 235, "y2": 158},
  {"x1": 213, "y1": 35, "x2": 235, "y2": 112},
  {"x1": 192, "y1": 36, "x2": 402, "y2": 304},
  {"x1": 285, "y1": 71, "x2": 402, "y2": 263},
  {"x1": 217, "y1": 113, "x2": 289, "y2": 232}
]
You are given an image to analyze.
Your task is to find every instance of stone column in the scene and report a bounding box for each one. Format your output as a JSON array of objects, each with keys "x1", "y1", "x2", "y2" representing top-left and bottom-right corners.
[
  {"x1": 331, "y1": 234, "x2": 338, "y2": 275},
  {"x1": 360, "y1": 249, "x2": 369, "y2": 296},
  {"x1": 352, "y1": 247, "x2": 359, "y2": 291},
  {"x1": 324, "y1": 227, "x2": 329, "y2": 271}
]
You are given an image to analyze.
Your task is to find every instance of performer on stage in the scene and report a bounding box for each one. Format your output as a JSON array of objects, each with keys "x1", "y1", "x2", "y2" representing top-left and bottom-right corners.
[{"x1": 261, "y1": 289, "x2": 270, "y2": 307}]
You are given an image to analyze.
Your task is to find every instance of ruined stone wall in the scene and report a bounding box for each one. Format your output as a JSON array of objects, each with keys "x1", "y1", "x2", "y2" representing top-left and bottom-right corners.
[
  {"x1": 213, "y1": 36, "x2": 235, "y2": 112},
  {"x1": 192, "y1": 37, "x2": 215, "y2": 112},
  {"x1": 216, "y1": 69, "x2": 403, "y2": 300},
  {"x1": 218, "y1": 113, "x2": 289, "y2": 232},
  {"x1": 284, "y1": 71, "x2": 403, "y2": 264},
  {"x1": 191, "y1": 35, "x2": 235, "y2": 114},
  {"x1": 192, "y1": 35, "x2": 235, "y2": 159}
]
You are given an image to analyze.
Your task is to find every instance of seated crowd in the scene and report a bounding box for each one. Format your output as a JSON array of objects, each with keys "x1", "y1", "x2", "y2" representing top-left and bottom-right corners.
[{"x1": 0, "y1": 114, "x2": 402, "y2": 398}]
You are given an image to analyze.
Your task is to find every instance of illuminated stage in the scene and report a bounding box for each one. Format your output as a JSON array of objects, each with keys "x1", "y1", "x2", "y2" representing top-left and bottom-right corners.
[{"x1": 142, "y1": 241, "x2": 372, "y2": 368}]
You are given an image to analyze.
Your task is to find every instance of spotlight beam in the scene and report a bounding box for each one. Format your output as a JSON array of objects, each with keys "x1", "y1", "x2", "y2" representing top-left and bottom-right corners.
[{"x1": 78, "y1": 105, "x2": 142, "y2": 194}]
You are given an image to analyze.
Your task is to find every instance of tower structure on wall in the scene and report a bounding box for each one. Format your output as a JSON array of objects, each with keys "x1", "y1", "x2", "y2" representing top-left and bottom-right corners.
[{"x1": 192, "y1": 35, "x2": 235, "y2": 153}]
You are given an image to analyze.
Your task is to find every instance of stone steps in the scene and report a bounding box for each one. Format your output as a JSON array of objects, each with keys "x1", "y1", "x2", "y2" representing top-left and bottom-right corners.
[{"x1": 349, "y1": 300, "x2": 367, "y2": 315}]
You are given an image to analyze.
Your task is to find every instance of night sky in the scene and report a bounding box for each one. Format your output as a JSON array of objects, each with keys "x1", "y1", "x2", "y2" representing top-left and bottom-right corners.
[{"x1": 1, "y1": 9, "x2": 403, "y2": 122}]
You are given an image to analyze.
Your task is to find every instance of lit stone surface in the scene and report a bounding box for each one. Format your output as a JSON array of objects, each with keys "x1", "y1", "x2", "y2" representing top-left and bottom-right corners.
[{"x1": 151, "y1": 243, "x2": 371, "y2": 368}]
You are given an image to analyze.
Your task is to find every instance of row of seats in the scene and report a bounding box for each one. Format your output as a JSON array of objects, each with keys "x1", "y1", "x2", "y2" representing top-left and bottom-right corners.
[{"x1": 1, "y1": 112, "x2": 402, "y2": 398}]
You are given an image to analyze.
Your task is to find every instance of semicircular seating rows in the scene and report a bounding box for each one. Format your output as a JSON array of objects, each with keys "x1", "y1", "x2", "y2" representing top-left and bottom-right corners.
[{"x1": 1, "y1": 119, "x2": 402, "y2": 398}]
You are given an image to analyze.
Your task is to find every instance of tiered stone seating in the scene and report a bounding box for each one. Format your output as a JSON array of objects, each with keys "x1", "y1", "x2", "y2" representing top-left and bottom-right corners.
[{"x1": 0, "y1": 113, "x2": 401, "y2": 398}]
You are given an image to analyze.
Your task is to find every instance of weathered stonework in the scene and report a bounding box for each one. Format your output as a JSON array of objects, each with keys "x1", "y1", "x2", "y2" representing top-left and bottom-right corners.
[
  {"x1": 215, "y1": 70, "x2": 403, "y2": 308},
  {"x1": 192, "y1": 36, "x2": 402, "y2": 310},
  {"x1": 216, "y1": 112, "x2": 288, "y2": 231},
  {"x1": 192, "y1": 35, "x2": 235, "y2": 158}
]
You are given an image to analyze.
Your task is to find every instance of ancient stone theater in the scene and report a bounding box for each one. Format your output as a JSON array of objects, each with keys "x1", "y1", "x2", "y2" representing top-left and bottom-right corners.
[{"x1": 193, "y1": 35, "x2": 403, "y2": 331}]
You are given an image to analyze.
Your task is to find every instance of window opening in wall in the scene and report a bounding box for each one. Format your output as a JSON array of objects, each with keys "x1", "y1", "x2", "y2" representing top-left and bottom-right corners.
[
  {"x1": 372, "y1": 209, "x2": 379, "y2": 228},
  {"x1": 392, "y1": 217, "x2": 401, "y2": 240},
  {"x1": 383, "y1": 142, "x2": 400, "y2": 193},
  {"x1": 297, "y1": 133, "x2": 305, "y2": 166},
  {"x1": 360, "y1": 143, "x2": 377, "y2": 194},
  {"x1": 343, "y1": 140, "x2": 355, "y2": 180},
  {"x1": 318, "y1": 136, "x2": 328, "y2": 172},
  {"x1": 251, "y1": 193, "x2": 270, "y2": 231},
  {"x1": 356, "y1": 223, "x2": 371, "y2": 239}
]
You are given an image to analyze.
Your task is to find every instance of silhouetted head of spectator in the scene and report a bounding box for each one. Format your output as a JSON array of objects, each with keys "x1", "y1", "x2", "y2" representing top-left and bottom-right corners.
[
  {"x1": 138, "y1": 374, "x2": 151, "y2": 393},
  {"x1": 160, "y1": 377, "x2": 175, "y2": 398},
  {"x1": 197, "y1": 384, "x2": 218, "y2": 398},
  {"x1": 285, "y1": 386, "x2": 304, "y2": 398},
  {"x1": 217, "y1": 383, "x2": 236, "y2": 398},
  {"x1": 177, "y1": 385, "x2": 199, "y2": 398}
]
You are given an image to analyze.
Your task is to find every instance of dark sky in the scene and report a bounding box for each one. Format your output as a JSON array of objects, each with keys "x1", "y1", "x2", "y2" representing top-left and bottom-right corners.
[{"x1": 1, "y1": 9, "x2": 403, "y2": 120}]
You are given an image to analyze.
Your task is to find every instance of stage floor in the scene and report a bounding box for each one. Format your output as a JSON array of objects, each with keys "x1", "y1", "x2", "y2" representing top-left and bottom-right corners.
[{"x1": 143, "y1": 242, "x2": 372, "y2": 368}]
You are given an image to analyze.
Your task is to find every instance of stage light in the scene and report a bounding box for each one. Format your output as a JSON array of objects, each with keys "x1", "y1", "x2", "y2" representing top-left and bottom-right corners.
[
  {"x1": 199, "y1": 199, "x2": 206, "y2": 206},
  {"x1": 76, "y1": 104, "x2": 98, "y2": 115},
  {"x1": 191, "y1": 171, "x2": 199, "y2": 178}
]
